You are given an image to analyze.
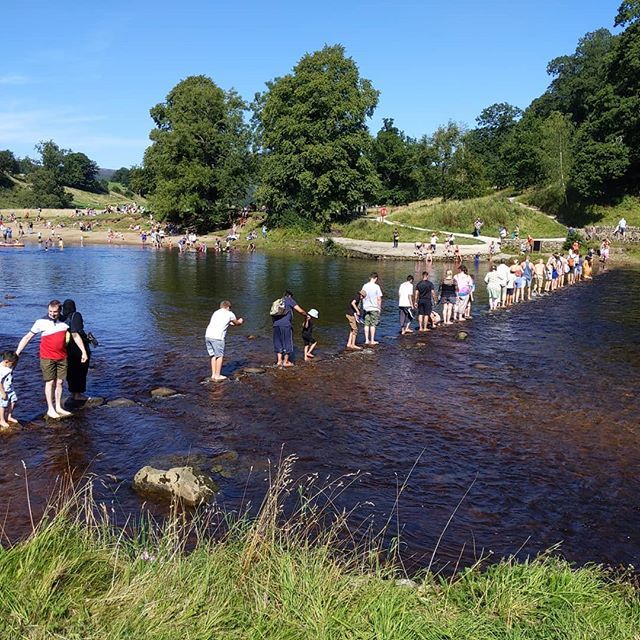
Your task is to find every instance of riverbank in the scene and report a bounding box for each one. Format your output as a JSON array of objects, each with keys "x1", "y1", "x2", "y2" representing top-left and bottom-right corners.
[{"x1": 1, "y1": 477, "x2": 637, "y2": 639}]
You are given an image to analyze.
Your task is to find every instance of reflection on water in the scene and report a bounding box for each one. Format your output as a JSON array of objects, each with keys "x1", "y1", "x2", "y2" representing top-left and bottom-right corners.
[{"x1": 1, "y1": 245, "x2": 639, "y2": 570}]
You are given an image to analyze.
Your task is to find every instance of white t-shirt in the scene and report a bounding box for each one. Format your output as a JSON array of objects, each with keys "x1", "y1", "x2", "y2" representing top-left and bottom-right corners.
[
  {"x1": 398, "y1": 281, "x2": 414, "y2": 307},
  {"x1": 362, "y1": 281, "x2": 383, "y2": 312},
  {"x1": 0, "y1": 365, "x2": 13, "y2": 393},
  {"x1": 205, "y1": 309, "x2": 237, "y2": 340}
]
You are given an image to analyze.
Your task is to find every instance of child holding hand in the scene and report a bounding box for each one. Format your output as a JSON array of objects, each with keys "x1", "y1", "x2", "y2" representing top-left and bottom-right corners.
[{"x1": 0, "y1": 351, "x2": 19, "y2": 428}]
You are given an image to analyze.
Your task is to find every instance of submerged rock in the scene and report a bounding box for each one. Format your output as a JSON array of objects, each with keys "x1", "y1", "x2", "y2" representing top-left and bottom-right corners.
[
  {"x1": 242, "y1": 366, "x2": 267, "y2": 374},
  {"x1": 150, "y1": 387, "x2": 178, "y2": 398},
  {"x1": 105, "y1": 398, "x2": 137, "y2": 408},
  {"x1": 211, "y1": 450, "x2": 239, "y2": 478},
  {"x1": 473, "y1": 363, "x2": 490, "y2": 370},
  {"x1": 132, "y1": 466, "x2": 216, "y2": 505},
  {"x1": 456, "y1": 331, "x2": 469, "y2": 341}
]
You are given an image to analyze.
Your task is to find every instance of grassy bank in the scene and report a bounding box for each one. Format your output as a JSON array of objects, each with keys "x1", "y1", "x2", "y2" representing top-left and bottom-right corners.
[
  {"x1": 1, "y1": 469, "x2": 638, "y2": 639},
  {"x1": 0, "y1": 177, "x2": 145, "y2": 210},
  {"x1": 336, "y1": 219, "x2": 484, "y2": 245},
  {"x1": 388, "y1": 195, "x2": 567, "y2": 238},
  {"x1": 522, "y1": 188, "x2": 640, "y2": 228}
]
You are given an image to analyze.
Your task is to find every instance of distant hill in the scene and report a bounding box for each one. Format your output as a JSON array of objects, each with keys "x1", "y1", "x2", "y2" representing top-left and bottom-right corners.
[{"x1": 98, "y1": 168, "x2": 116, "y2": 180}]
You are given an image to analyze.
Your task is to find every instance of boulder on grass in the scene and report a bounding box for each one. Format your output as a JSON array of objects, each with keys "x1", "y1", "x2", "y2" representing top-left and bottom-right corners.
[{"x1": 132, "y1": 466, "x2": 215, "y2": 505}]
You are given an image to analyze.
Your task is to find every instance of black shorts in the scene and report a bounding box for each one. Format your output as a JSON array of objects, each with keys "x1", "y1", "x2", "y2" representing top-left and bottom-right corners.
[{"x1": 418, "y1": 301, "x2": 432, "y2": 316}]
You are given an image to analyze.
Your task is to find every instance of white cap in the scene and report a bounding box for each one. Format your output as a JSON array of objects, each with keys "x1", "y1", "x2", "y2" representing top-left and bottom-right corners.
[{"x1": 308, "y1": 308, "x2": 319, "y2": 319}]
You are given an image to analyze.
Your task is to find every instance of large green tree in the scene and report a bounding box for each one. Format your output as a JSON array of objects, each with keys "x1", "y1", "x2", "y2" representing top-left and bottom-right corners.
[
  {"x1": 143, "y1": 75, "x2": 252, "y2": 231},
  {"x1": 467, "y1": 102, "x2": 522, "y2": 188},
  {"x1": 370, "y1": 119, "x2": 418, "y2": 205},
  {"x1": 61, "y1": 152, "x2": 102, "y2": 192},
  {"x1": 255, "y1": 45, "x2": 380, "y2": 227}
]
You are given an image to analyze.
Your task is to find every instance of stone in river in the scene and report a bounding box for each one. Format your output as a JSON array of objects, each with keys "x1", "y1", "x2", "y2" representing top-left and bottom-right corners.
[
  {"x1": 150, "y1": 387, "x2": 179, "y2": 398},
  {"x1": 105, "y1": 398, "x2": 137, "y2": 408},
  {"x1": 242, "y1": 366, "x2": 267, "y2": 374},
  {"x1": 473, "y1": 363, "x2": 489, "y2": 370},
  {"x1": 456, "y1": 331, "x2": 469, "y2": 341},
  {"x1": 132, "y1": 465, "x2": 216, "y2": 505}
]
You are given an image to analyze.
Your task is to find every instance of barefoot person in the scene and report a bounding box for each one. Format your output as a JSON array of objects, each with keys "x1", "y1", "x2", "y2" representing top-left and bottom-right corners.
[
  {"x1": 16, "y1": 299, "x2": 88, "y2": 419},
  {"x1": 414, "y1": 271, "x2": 437, "y2": 332},
  {"x1": 205, "y1": 300, "x2": 244, "y2": 381},
  {"x1": 272, "y1": 290, "x2": 308, "y2": 366},
  {"x1": 0, "y1": 351, "x2": 20, "y2": 428},
  {"x1": 362, "y1": 273, "x2": 383, "y2": 345},
  {"x1": 345, "y1": 291, "x2": 364, "y2": 350}
]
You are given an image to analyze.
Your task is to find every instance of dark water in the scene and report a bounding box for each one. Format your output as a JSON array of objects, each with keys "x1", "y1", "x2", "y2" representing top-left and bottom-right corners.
[{"x1": 1, "y1": 245, "x2": 639, "y2": 570}]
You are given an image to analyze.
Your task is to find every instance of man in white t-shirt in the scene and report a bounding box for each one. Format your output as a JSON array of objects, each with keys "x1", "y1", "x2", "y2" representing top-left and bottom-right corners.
[
  {"x1": 398, "y1": 275, "x2": 415, "y2": 334},
  {"x1": 205, "y1": 300, "x2": 244, "y2": 381},
  {"x1": 361, "y1": 272, "x2": 383, "y2": 345}
]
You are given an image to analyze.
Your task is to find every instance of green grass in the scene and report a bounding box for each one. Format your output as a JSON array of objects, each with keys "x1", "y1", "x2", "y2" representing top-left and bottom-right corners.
[
  {"x1": 0, "y1": 176, "x2": 146, "y2": 210},
  {"x1": 586, "y1": 195, "x2": 640, "y2": 227},
  {"x1": 389, "y1": 195, "x2": 568, "y2": 238},
  {"x1": 0, "y1": 463, "x2": 638, "y2": 639},
  {"x1": 335, "y1": 218, "x2": 484, "y2": 245}
]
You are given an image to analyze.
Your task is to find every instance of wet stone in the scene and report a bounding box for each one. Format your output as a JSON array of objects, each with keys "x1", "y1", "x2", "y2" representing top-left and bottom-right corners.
[
  {"x1": 473, "y1": 363, "x2": 490, "y2": 370},
  {"x1": 132, "y1": 465, "x2": 217, "y2": 506},
  {"x1": 105, "y1": 398, "x2": 137, "y2": 408},
  {"x1": 456, "y1": 331, "x2": 469, "y2": 341},
  {"x1": 242, "y1": 366, "x2": 267, "y2": 374},
  {"x1": 150, "y1": 387, "x2": 179, "y2": 398}
]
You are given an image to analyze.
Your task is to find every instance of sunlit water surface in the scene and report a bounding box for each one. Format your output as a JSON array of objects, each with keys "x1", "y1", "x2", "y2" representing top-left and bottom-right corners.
[{"x1": 1, "y1": 245, "x2": 638, "y2": 570}]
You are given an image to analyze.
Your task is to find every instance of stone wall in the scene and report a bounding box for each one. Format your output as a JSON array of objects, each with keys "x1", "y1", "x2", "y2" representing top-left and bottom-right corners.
[
  {"x1": 499, "y1": 238, "x2": 564, "y2": 254},
  {"x1": 583, "y1": 226, "x2": 640, "y2": 242}
]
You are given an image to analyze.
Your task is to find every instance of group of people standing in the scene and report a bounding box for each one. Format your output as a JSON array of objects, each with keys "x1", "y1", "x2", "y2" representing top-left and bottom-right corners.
[{"x1": 1, "y1": 300, "x2": 93, "y2": 427}]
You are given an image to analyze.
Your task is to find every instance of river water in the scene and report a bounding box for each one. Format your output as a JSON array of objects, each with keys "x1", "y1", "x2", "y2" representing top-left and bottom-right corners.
[{"x1": 1, "y1": 245, "x2": 638, "y2": 570}]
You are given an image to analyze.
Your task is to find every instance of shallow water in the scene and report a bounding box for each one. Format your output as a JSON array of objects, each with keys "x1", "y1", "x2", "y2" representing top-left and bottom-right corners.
[{"x1": 1, "y1": 245, "x2": 639, "y2": 570}]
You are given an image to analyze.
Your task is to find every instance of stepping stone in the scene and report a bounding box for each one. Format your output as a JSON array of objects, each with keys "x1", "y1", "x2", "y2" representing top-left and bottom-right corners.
[{"x1": 150, "y1": 387, "x2": 178, "y2": 398}]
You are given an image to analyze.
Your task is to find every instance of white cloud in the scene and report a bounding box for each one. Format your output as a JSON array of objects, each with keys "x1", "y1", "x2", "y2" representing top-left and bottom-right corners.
[{"x1": 0, "y1": 74, "x2": 31, "y2": 85}]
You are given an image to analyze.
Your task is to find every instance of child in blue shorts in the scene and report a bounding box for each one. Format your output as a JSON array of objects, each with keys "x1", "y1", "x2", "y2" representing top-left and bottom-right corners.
[{"x1": 0, "y1": 351, "x2": 19, "y2": 428}]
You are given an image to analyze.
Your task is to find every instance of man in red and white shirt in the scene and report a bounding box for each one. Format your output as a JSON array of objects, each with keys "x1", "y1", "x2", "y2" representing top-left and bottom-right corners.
[{"x1": 16, "y1": 299, "x2": 88, "y2": 419}]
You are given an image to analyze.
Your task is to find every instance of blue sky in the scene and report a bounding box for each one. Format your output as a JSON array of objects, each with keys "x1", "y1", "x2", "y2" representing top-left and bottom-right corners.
[{"x1": 1, "y1": 0, "x2": 622, "y2": 169}]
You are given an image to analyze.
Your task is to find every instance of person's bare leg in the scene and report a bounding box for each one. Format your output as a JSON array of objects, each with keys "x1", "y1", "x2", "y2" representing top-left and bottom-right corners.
[
  {"x1": 364, "y1": 325, "x2": 371, "y2": 345},
  {"x1": 44, "y1": 380, "x2": 59, "y2": 418},
  {"x1": 369, "y1": 326, "x2": 378, "y2": 345},
  {"x1": 214, "y1": 356, "x2": 226, "y2": 380},
  {"x1": 282, "y1": 353, "x2": 294, "y2": 367},
  {"x1": 276, "y1": 352, "x2": 284, "y2": 366},
  {"x1": 55, "y1": 379, "x2": 72, "y2": 416}
]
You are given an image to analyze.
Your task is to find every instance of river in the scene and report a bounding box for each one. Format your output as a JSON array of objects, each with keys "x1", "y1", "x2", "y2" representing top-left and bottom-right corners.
[{"x1": 0, "y1": 245, "x2": 638, "y2": 571}]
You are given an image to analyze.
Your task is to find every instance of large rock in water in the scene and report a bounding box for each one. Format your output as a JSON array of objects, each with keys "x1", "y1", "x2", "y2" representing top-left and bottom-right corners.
[
  {"x1": 150, "y1": 387, "x2": 178, "y2": 398},
  {"x1": 132, "y1": 466, "x2": 215, "y2": 505}
]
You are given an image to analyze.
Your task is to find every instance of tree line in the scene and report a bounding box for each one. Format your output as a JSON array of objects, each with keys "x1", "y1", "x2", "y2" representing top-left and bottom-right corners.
[{"x1": 1, "y1": 1, "x2": 637, "y2": 227}]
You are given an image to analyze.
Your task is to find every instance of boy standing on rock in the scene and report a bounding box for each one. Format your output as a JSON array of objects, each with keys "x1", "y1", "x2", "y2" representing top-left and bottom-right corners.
[{"x1": 205, "y1": 301, "x2": 244, "y2": 381}]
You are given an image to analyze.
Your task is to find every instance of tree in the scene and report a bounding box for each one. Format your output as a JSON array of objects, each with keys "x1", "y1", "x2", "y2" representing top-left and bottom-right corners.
[
  {"x1": 144, "y1": 75, "x2": 252, "y2": 231},
  {"x1": 370, "y1": 119, "x2": 418, "y2": 205},
  {"x1": 25, "y1": 168, "x2": 72, "y2": 208},
  {"x1": 540, "y1": 111, "x2": 575, "y2": 199},
  {"x1": 467, "y1": 102, "x2": 522, "y2": 188},
  {"x1": 615, "y1": 0, "x2": 640, "y2": 26},
  {"x1": 0, "y1": 150, "x2": 20, "y2": 175},
  {"x1": 61, "y1": 152, "x2": 102, "y2": 192},
  {"x1": 112, "y1": 167, "x2": 131, "y2": 186},
  {"x1": 128, "y1": 166, "x2": 154, "y2": 196},
  {"x1": 36, "y1": 140, "x2": 67, "y2": 175},
  {"x1": 255, "y1": 45, "x2": 380, "y2": 227}
]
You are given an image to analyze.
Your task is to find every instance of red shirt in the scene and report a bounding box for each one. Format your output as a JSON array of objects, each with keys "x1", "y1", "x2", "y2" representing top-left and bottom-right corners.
[{"x1": 29, "y1": 317, "x2": 69, "y2": 360}]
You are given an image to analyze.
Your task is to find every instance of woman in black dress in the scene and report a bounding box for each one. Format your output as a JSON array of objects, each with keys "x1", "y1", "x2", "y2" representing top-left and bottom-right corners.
[{"x1": 62, "y1": 299, "x2": 91, "y2": 400}]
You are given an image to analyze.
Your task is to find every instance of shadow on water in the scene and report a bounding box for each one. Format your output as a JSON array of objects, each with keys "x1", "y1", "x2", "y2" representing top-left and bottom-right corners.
[{"x1": 1, "y1": 245, "x2": 639, "y2": 571}]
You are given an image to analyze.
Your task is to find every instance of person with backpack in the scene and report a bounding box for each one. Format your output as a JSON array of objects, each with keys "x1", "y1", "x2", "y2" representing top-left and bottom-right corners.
[{"x1": 271, "y1": 290, "x2": 308, "y2": 367}]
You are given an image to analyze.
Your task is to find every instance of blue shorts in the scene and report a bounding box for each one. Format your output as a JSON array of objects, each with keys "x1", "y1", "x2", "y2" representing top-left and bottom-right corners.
[
  {"x1": 206, "y1": 338, "x2": 225, "y2": 358},
  {"x1": 1, "y1": 391, "x2": 17, "y2": 408},
  {"x1": 273, "y1": 326, "x2": 294, "y2": 354}
]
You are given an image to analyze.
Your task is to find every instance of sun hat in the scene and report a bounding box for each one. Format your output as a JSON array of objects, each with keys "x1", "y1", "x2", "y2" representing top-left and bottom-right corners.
[{"x1": 308, "y1": 309, "x2": 319, "y2": 318}]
